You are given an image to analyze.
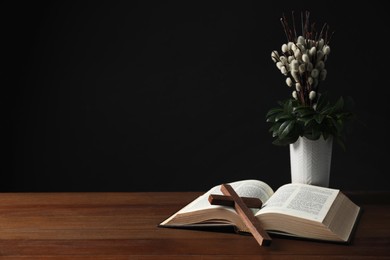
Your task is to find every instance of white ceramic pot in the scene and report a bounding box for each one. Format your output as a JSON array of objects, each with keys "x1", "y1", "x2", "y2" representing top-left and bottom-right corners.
[{"x1": 289, "y1": 136, "x2": 333, "y2": 187}]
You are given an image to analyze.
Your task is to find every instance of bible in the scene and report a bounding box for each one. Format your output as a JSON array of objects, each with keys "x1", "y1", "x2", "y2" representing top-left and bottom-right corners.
[{"x1": 159, "y1": 179, "x2": 362, "y2": 243}]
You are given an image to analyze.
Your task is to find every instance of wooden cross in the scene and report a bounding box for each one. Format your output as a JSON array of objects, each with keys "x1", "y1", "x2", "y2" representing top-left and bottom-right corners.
[{"x1": 208, "y1": 183, "x2": 272, "y2": 246}]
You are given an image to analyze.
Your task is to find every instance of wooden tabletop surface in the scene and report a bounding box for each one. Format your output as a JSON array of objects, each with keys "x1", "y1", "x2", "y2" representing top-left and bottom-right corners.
[{"x1": 0, "y1": 191, "x2": 389, "y2": 259}]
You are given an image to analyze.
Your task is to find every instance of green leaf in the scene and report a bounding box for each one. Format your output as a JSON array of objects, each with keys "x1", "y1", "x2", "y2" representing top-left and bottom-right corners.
[
  {"x1": 269, "y1": 122, "x2": 282, "y2": 132},
  {"x1": 293, "y1": 106, "x2": 310, "y2": 112},
  {"x1": 265, "y1": 93, "x2": 356, "y2": 149},
  {"x1": 315, "y1": 114, "x2": 325, "y2": 124},
  {"x1": 272, "y1": 135, "x2": 299, "y2": 146},
  {"x1": 297, "y1": 117, "x2": 309, "y2": 124},
  {"x1": 332, "y1": 97, "x2": 344, "y2": 113},
  {"x1": 279, "y1": 120, "x2": 295, "y2": 139},
  {"x1": 315, "y1": 92, "x2": 328, "y2": 111},
  {"x1": 275, "y1": 114, "x2": 292, "y2": 122},
  {"x1": 305, "y1": 130, "x2": 321, "y2": 140},
  {"x1": 334, "y1": 119, "x2": 343, "y2": 133},
  {"x1": 299, "y1": 109, "x2": 316, "y2": 118},
  {"x1": 266, "y1": 114, "x2": 276, "y2": 123},
  {"x1": 321, "y1": 106, "x2": 334, "y2": 116},
  {"x1": 284, "y1": 99, "x2": 294, "y2": 113},
  {"x1": 266, "y1": 108, "x2": 284, "y2": 118},
  {"x1": 304, "y1": 118, "x2": 316, "y2": 127}
]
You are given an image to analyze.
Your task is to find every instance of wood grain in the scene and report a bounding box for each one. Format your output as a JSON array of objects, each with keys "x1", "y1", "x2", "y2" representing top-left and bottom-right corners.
[
  {"x1": 220, "y1": 184, "x2": 271, "y2": 246},
  {"x1": 0, "y1": 191, "x2": 389, "y2": 258},
  {"x1": 208, "y1": 194, "x2": 262, "y2": 208}
]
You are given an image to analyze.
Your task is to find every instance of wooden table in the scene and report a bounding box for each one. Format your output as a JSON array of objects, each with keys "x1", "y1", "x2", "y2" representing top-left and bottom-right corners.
[{"x1": 0, "y1": 191, "x2": 389, "y2": 259}]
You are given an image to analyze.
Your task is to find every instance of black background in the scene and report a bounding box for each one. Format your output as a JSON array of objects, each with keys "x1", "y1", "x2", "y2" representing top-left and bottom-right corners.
[{"x1": 4, "y1": 1, "x2": 390, "y2": 192}]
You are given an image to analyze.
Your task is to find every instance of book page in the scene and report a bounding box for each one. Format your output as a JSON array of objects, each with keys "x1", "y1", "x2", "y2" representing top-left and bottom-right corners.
[
  {"x1": 178, "y1": 179, "x2": 274, "y2": 214},
  {"x1": 258, "y1": 183, "x2": 339, "y2": 222}
]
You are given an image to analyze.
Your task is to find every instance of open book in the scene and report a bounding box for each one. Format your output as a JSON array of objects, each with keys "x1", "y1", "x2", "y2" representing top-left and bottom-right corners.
[{"x1": 159, "y1": 179, "x2": 362, "y2": 243}]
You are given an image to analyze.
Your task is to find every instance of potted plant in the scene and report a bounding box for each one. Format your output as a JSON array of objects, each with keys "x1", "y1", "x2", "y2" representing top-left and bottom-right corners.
[{"x1": 266, "y1": 11, "x2": 355, "y2": 187}]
